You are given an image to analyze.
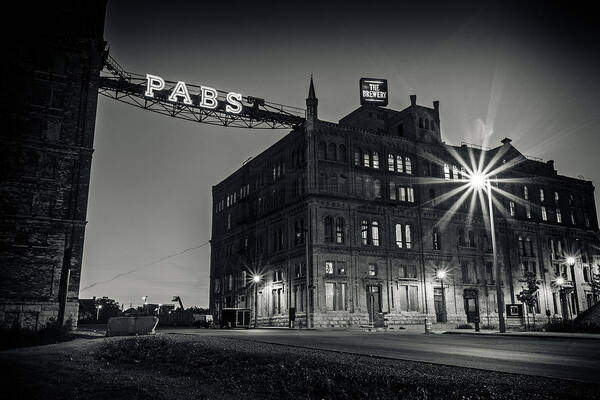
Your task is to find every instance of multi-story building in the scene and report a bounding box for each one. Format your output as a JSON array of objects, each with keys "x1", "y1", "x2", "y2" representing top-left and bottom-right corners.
[
  {"x1": 209, "y1": 79, "x2": 599, "y2": 329},
  {"x1": 0, "y1": 2, "x2": 107, "y2": 329}
]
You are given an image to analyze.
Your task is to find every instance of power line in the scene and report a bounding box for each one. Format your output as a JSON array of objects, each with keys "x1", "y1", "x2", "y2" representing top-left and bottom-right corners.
[{"x1": 81, "y1": 241, "x2": 210, "y2": 291}]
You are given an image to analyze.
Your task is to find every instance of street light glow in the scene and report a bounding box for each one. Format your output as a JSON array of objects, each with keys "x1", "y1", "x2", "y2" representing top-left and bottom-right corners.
[
  {"x1": 253, "y1": 275, "x2": 260, "y2": 283},
  {"x1": 566, "y1": 256, "x2": 576, "y2": 266},
  {"x1": 469, "y1": 172, "x2": 486, "y2": 190},
  {"x1": 436, "y1": 269, "x2": 447, "y2": 280},
  {"x1": 555, "y1": 277, "x2": 565, "y2": 286}
]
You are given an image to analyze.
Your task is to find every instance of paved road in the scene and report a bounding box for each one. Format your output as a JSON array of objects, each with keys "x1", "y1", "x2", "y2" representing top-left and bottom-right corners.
[{"x1": 162, "y1": 328, "x2": 600, "y2": 382}]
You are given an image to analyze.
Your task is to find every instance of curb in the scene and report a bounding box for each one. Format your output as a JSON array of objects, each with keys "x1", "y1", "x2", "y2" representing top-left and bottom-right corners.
[{"x1": 442, "y1": 330, "x2": 600, "y2": 340}]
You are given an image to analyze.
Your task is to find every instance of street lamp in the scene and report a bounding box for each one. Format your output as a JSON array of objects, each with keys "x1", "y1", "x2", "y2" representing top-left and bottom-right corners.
[
  {"x1": 468, "y1": 172, "x2": 506, "y2": 333},
  {"x1": 555, "y1": 276, "x2": 565, "y2": 286},
  {"x1": 252, "y1": 274, "x2": 260, "y2": 328},
  {"x1": 566, "y1": 256, "x2": 576, "y2": 267},
  {"x1": 96, "y1": 304, "x2": 102, "y2": 321},
  {"x1": 435, "y1": 269, "x2": 447, "y2": 323}
]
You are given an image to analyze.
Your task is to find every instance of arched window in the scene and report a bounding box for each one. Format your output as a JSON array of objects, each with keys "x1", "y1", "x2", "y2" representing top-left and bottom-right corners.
[
  {"x1": 354, "y1": 149, "x2": 361, "y2": 166},
  {"x1": 444, "y1": 164, "x2": 450, "y2": 180},
  {"x1": 319, "y1": 142, "x2": 327, "y2": 159},
  {"x1": 338, "y1": 175, "x2": 347, "y2": 193},
  {"x1": 371, "y1": 221, "x2": 380, "y2": 246},
  {"x1": 518, "y1": 236, "x2": 524, "y2": 256},
  {"x1": 363, "y1": 151, "x2": 371, "y2": 167},
  {"x1": 372, "y1": 151, "x2": 380, "y2": 169},
  {"x1": 419, "y1": 117, "x2": 424, "y2": 128},
  {"x1": 328, "y1": 143, "x2": 337, "y2": 161},
  {"x1": 433, "y1": 228, "x2": 440, "y2": 250},
  {"x1": 339, "y1": 144, "x2": 347, "y2": 162},
  {"x1": 526, "y1": 237, "x2": 533, "y2": 257},
  {"x1": 405, "y1": 225, "x2": 412, "y2": 249},
  {"x1": 396, "y1": 155, "x2": 403, "y2": 173},
  {"x1": 425, "y1": 119, "x2": 430, "y2": 129},
  {"x1": 388, "y1": 154, "x2": 395, "y2": 171},
  {"x1": 328, "y1": 174, "x2": 338, "y2": 192},
  {"x1": 468, "y1": 231, "x2": 475, "y2": 248},
  {"x1": 405, "y1": 157, "x2": 412, "y2": 174},
  {"x1": 319, "y1": 173, "x2": 326, "y2": 191},
  {"x1": 374, "y1": 179, "x2": 382, "y2": 199},
  {"x1": 390, "y1": 182, "x2": 397, "y2": 200},
  {"x1": 361, "y1": 220, "x2": 369, "y2": 245},
  {"x1": 324, "y1": 216, "x2": 334, "y2": 242},
  {"x1": 335, "y1": 217, "x2": 345, "y2": 244}
]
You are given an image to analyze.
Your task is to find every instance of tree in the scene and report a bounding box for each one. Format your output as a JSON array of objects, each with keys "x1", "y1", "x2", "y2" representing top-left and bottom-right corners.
[
  {"x1": 95, "y1": 297, "x2": 122, "y2": 323},
  {"x1": 517, "y1": 271, "x2": 540, "y2": 330}
]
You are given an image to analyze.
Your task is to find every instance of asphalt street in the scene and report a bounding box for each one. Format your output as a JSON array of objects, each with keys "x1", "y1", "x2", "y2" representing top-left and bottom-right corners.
[{"x1": 162, "y1": 328, "x2": 600, "y2": 382}]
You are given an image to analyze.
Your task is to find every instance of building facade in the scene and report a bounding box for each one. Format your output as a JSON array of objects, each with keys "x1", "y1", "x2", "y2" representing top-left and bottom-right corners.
[
  {"x1": 0, "y1": 2, "x2": 107, "y2": 329},
  {"x1": 209, "y1": 79, "x2": 600, "y2": 329}
]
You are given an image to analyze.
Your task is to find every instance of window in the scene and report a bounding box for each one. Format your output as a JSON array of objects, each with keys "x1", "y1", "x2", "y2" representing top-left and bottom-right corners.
[
  {"x1": 540, "y1": 189, "x2": 545, "y2": 202},
  {"x1": 388, "y1": 154, "x2": 395, "y2": 171},
  {"x1": 523, "y1": 186, "x2": 529, "y2": 200},
  {"x1": 361, "y1": 220, "x2": 369, "y2": 245},
  {"x1": 433, "y1": 229, "x2": 440, "y2": 250},
  {"x1": 295, "y1": 218, "x2": 305, "y2": 245},
  {"x1": 525, "y1": 237, "x2": 534, "y2": 257},
  {"x1": 485, "y1": 262, "x2": 494, "y2": 284},
  {"x1": 324, "y1": 216, "x2": 334, "y2": 243},
  {"x1": 541, "y1": 206, "x2": 547, "y2": 221},
  {"x1": 325, "y1": 261, "x2": 334, "y2": 275},
  {"x1": 452, "y1": 165, "x2": 459, "y2": 180},
  {"x1": 337, "y1": 262, "x2": 347, "y2": 275},
  {"x1": 374, "y1": 179, "x2": 382, "y2": 198},
  {"x1": 354, "y1": 149, "x2": 361, "y2": 166},
  {"x1": 405, "y1": 157, "x2": 412, "y2": 174},
  {"x1": 396, "y1": 155, "x2": 403, "y2": 173},
  {"x1": 325, "y1": 282, "x2": 347, "y2": 311},
  {"x1": 339, "y1": 145, "x2": 347, "y2": 162},
  {"x1": 272, "y1": 288, "x2": 282, "y2": 314},
  {"x1": 444, "y1": 164, "x2": 450, "y2": 180},
  {"x1": 526, "y1": 204, "x2": 531, "y2": 219},
  {"x1": 509, "y1": 201, "x2": 515, "y2": 216},
  {"x1": 368, "y1": 264, "x2": 377, "y2": 276},
  {"x1": 371, "y1": 221, "x2": 380, "y2": 246},
  {"x1": 571, "y1": 211, "x2": 576, "y2": 225},
  {"x1": 395, "y1": 224, "x2": 403, "y2": 248},
  {"x1": 390, "y1": 182, "x2": 397, "y2": 200},
  {"x1": 363, "y1": 151, "x2": 370, "y2": 167},
  {"x1": 405, "y1": 225, "x2": 412, "y2": 249},
  {"x1": 335, "y1": 217, "x2": 345, "y2": 243},
  {"x1": 556, "y1": 209, "x2": 562, "y2": 223},
  {"x1": 397, "y1": 285, "x2": 419, "y2": 311},
  {"x1": 372, "y1": 152, "x2": 380, "y2": 169},
  {"x1": 554, "y1": 191, "x2": 559, "y2": 204},
  {"x1": 407, "y1": 187, "x2": 414, "y2": 203},
  {"x1": 328, "y1": 143, "x2": 337, "y2": 161},
  {"x1": 518, "y1": 236, "x2": 524, "y2": 256},
  {"x1": 398, "y1": 265, "x2": 417, "y2": 279},
  {"x1": 583, "y1": 266, "x2": 590, "y2": 283},
  {"x1": 399, "y1": 187, "x2": 406, "y2": 202}
]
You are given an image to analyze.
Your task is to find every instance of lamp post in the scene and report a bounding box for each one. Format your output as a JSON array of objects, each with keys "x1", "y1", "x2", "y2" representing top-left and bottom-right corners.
[
  {"x1": 469, "y1": 173, "x2": 506, "y2": 333},
  {"x1": 253, "y1": 275, "x2": 260, "y2": 328},
  {"x1": 96, "y1": 304, "x2": 102, "y2": 321},
  {"x1": 435, "y1": 269, "x2": 447, "y2": 323}
]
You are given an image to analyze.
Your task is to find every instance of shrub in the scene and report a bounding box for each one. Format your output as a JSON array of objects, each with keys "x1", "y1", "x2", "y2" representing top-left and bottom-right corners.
[
  {"x1": 544, "y1": 318, "x2": 600, "y2": 333},
  {"x1": 480, "y1": 323, "x2": 496, "y2": 330},
  {"x1": 456, "y1": 323, "x2": 473, "y2": 329}
]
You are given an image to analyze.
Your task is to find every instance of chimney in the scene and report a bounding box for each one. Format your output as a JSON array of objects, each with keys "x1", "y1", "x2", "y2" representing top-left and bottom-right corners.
[
  {"x1": 409, "y1": 94, "x2": 416, "y2": 106},
  {"x1": 433, "y1": 100, "x2": 439, "y2": 111},
  {"x1": 501, "y1": 137, "x2": 512, "y2": 145},
  {"x1": 547, "y1": 160, "x2": 554, "y2": 169}
]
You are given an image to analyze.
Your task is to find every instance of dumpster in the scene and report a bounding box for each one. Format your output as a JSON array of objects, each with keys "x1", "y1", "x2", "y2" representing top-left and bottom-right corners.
[{"x1": 221, "y1": 308, "x2": 252, "y2": 328}]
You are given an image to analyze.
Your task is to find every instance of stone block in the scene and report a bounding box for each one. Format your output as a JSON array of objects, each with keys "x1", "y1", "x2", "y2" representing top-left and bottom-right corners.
[{"x1": 107, "y1": 316, "x2": 159, "y2": 336}]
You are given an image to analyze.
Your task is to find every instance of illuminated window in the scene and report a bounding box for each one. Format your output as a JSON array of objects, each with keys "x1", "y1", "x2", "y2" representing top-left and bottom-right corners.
[
  {"x1": 432, "y1": 229, "x2": 440, "y2": 250},
  {"x1": 554, "y1": 191, "x2": 559, "y2": 204},
  {"x1": 395, "y1": 224, "x2": 403, "y2": 248},
  {"x1": 390, "y1": 182, "x2": 397, "y2": 200},
  {"x1": 374, "y1": 179, "x2": 382, "y2": 198},
  {"x1": 518, "y1": 236, "x2": 524, "y2": 256},
  {"x1": 405, "y1": 225, "x2": 412, "y2": 249},
  {"x1": 523, "y1": 186, "x2": 529, "y2": 200},
  {"x1": 399, "y1": 187, "x2": 406, "y2": 202},
  {"x1": 325, "y1": 261, "x2": 334, "y2": 275},
  {"x1": 368, "y1": 264, "x2": 377, "y2": 276},
  {"x1": 509, "y1": 201, "x2": 515, "y2": 216},
  {"x1": 335, "y1": 217, "x2": 345, "y2": 244},
  {"x1": 444, "y1": 164, "x2": 450, "y2": 180},
  {"x1": 371, "y1": 221, "x2": 380, "y2": 246},
  {"x1": 354, "y1": 149, "x2": 361, "y2": 166},
  {"x1": 452, "y1": 165, "x2": 459, "y2": 180},
  {"x1": 407, "y1": 187, "x2": 414, "y2": 203},
  {"x1": 388, "y1": 154, "x2": 394, "y2": 171},
  {"x1": 361, "y1": 220, "x2": 368, "y2": 245},
  {"x1": 540, "y1": 189, "x2": 545, "y2": 202},
  {"x1": 325, "y1": 282, "x2": 346, "y2": 311},
  {"x1": 571, "y1": 211, "x2": 576, "y2": 225},
  {"x1": 396, "y1": 155, "x2": 403, "y2": 173},
  {"x1": 541, "y1": 206, "x2": 547, "y2": 221},
  {"x1": 372, "y1": 151, "x2": 379, "y2": 169},
  {"x1": 405, "y1": 157, "x2": 412, "y2": 174},
  {"x1": 526, "y1": 204, "x2": 531, "y2": 219},
  {"x1": 363, "y1": 151, "x2": 370, "y2": 167}
]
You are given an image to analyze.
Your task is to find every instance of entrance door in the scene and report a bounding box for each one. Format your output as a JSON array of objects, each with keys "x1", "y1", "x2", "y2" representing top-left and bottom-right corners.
[
  {"x1": 463, "y1": 289, "x2": 479, "y2": 323},
  {"x1": 434, "y1": 287, "x2": 446, "y2": 322},
  {"x1": 366, "y1": 285, "x2": 382, "y2": 325}
]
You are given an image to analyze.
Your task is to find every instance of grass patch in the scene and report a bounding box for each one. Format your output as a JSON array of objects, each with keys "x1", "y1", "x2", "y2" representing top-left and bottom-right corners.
[
  {"x1": 95, "y1": 335, "x2": 597, "y2": 400},
  {"x1": 456, "y1": 323, "x2": 473, "y2": 329}
]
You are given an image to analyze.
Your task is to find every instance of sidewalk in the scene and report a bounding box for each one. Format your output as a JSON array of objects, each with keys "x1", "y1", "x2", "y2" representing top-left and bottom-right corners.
[{"x1": 436, "y1": 329, "x2": 600, "y2": 340}]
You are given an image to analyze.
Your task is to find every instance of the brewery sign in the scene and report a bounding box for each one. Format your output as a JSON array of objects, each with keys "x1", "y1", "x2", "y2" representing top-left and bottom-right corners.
[{"x1": 360, "y1": 78, "x2": 388, "y2": 106}]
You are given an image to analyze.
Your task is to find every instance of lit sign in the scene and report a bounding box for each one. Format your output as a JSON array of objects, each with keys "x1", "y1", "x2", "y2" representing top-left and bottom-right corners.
[
  {"x1": 144, "y1": 73, "x2": 243, "y2": 114},
  {"x1": 360, "y1": 78, "x2": 388, "y2": 106}
]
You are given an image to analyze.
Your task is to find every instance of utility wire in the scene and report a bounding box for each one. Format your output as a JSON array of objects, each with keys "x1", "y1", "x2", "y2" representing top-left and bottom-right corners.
[{"x1": 81, "y1": 241, "x2": 210, "y2": 291}]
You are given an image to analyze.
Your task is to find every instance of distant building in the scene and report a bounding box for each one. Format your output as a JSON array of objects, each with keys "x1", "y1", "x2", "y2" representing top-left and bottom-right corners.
[
  {"x1": 0, "y1": 2, "x2": 108, "y2": 329},
  {"x1": 78, "y1": 298, "x2": 96, "y2": 323},
  {"x1": 209, "y1": 78, "x2": 600, "y2": 328}
]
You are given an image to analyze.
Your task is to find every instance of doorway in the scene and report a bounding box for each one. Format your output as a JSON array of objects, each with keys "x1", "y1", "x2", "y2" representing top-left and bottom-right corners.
[
  {"x1": 366, "y1": 285, "x2": 382, "y2": 325},
  {"x1": 463, "y1": 289, "x2": 479, "y2": 323},
  {"x1": 434, "y1": 287, "x2": 446, "y2": 322}
]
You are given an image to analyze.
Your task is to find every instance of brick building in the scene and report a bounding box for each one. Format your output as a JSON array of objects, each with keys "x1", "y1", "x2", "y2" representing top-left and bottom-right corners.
[
  {"x1": 210, "y1": 77, "x2": 600, "y2": 329},
  {"x1": 0, "y1": 2, "x2": 107, "y2": 329}
]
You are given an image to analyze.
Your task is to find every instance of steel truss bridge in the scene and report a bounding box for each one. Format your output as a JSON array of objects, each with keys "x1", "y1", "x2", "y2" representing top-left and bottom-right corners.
[{"x1": 98, "y1": 54, "x2": 306, "y2": 129}]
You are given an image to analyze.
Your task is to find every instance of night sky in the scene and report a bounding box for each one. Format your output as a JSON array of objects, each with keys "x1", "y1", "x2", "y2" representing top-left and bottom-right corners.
[{"x1": 79, "y1": 1, "x2": 600, "y2": 308}]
